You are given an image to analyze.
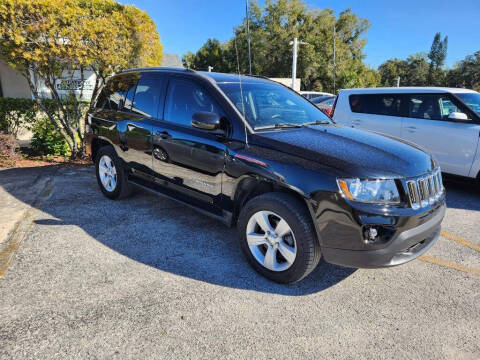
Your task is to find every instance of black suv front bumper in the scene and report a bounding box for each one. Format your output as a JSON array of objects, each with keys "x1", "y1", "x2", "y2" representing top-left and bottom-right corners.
[{"x1": 321, "y1": 203, "x2": 445, "y2": 268}]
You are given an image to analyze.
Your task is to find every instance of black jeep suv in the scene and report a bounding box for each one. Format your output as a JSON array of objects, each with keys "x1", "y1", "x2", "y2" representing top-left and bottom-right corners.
[{"x1": 86, "y1": 68, "x2": 446, "y2": 283}]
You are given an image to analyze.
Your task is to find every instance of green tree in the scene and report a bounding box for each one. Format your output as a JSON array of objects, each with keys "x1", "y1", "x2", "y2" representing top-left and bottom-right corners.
[
  {"x1": 378, "y1": 53, "x2": 429, "y2": 87},
  {"x1": 0, "y1": 0, "x2": 163, "y2": 158},
  {"x1": 183, "y1": 0, "x2": 378, "y2": 93},
  {"x1": 447, "y1": 51, "x2": 480, "y2": 91},
  {"x1": 427, "y1": 32, "x2": 448, "y2": 85},
  {"x1": 182, "y1": 39, "x2": 230, "y2": 73}
]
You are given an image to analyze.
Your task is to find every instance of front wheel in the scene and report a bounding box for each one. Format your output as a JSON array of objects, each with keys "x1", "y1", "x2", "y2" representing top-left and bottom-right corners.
[
  {"x1": 95, "y1": 146, "x2": 132, "y2": 200},
  {"x1": 237, "y1": 192, "x2": 321, "y2": 283}
]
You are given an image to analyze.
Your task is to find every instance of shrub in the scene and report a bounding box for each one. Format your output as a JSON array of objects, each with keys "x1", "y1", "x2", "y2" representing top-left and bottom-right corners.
[
  {"x1": 31, "y1": 117, "x2": 70, "y2": 156},
  {"x1": 0, "y1": 97, "x2": 37, "y2": 135},
  {"x1": 0, "y1": 134, "x2": 19, "y2": 168}
]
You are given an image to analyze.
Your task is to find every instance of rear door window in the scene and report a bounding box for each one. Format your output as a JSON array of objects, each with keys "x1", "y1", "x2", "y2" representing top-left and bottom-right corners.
[
  {"x1": 131, "y1": 77, "x2": 165, "y2": 118},
  {"x1": 349, "y1": 94, "x2": 404, "y2": 117}
]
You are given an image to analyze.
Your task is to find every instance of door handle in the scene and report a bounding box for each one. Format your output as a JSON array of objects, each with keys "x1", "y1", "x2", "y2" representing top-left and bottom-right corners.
[
  {"x1": 156, "y1": 130, "x2": 171, "y2": 139},
  {"x1": 404, "y1": 126, "x2": 418, "y2": 133}
]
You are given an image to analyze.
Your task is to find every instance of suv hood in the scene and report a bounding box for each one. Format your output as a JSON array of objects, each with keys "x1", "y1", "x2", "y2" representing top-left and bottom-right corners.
[{"x1": 252, "y1": 125, "x2": 434, "y2": 178}]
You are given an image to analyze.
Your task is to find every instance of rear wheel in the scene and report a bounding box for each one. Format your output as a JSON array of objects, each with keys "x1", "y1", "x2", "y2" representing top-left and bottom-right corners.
[
  {"x1": 95, "y1": 146, "x2": 132, "y2": 200},
  {"x1": 237, "y1": 192, "x2": 321, "y2": 283}
]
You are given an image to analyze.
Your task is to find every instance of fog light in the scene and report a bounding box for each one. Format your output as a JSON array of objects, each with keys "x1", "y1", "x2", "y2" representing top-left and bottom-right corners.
[{"x1": 364, "y1": 227, "x2": 378, "y2": 244}]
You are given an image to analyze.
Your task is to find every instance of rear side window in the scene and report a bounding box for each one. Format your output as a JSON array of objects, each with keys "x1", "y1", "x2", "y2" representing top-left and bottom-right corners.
[
  {"x1": 131, "y1": 77, "x2": 164, "y2": 118},
  {"x1": 349, "y1": 94, "x2": 404, "y2": 117},
  {"x1": 164, "y1": 79, "x2": 219, "y2": 127},
  {"x1": 97, "y1": 75, "x2": 137, "y2": 111},
  {"x1": 95, "y1": 87, "x2": 109, "y2": 109},
  {"x1": 107, "y1": 79, "x2": 124, "y2": 111}
]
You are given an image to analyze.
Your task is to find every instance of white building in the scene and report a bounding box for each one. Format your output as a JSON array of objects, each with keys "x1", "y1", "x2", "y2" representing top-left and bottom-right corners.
[{"x1": 0, "y1": 53, "x2": 183, "y2": 100}]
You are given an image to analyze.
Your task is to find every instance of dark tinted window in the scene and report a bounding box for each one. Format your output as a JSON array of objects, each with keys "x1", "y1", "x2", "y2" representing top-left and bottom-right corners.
[
  {"x1": 407, "y1": 94, "x2": 441, "y2": 120},
  {"x1": 106, "y1": 79, "x2": 124, "y2": 111},
  {"x1": 99, "y1": 75, "x2": 137, "y2": 111},
  {"x1": 131, "y1": 78, "x2": 164, "y2": 118},
  {"x1": 164, "y1": 79, "x2": 219, "y2": 126},
  {"x1": 349, "y1": 94, "x2": 404, "y2": 117},
  {"x1": 122, "y1": 75, "x2": 138, "y2": 111}
]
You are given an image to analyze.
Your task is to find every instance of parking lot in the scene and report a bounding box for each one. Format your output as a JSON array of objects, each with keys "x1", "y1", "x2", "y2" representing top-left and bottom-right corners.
[{"x1": 0, "y1": 165, "x2": 479, "y2": 359}]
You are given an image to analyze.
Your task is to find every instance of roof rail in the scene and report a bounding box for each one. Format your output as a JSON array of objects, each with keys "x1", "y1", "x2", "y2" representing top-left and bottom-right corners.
[{"x1": 119, "y1": 67, "x2": 195, "y2": 74}]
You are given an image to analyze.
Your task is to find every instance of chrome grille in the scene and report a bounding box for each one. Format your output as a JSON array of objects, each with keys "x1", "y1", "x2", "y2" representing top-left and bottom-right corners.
[{"x1": 406, "y1": 170, "x2": 443, "y2": 209}]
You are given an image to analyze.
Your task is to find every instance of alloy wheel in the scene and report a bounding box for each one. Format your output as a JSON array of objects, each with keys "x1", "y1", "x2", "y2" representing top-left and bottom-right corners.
[
  {"x1": 98, "y1": 155, "x2": 117, "y2": 192},
  {"x1": 246, "y1": 211, "x2": 297, "y2": 271}
]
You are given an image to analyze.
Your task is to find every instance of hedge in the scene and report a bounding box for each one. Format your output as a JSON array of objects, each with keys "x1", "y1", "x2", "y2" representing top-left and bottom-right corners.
[{"x1": 0, "y1": 97, "x2": 37, "y2": 135}]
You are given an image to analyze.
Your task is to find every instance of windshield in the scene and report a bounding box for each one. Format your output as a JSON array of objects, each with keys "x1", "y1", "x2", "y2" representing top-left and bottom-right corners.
[
  {"x1": 218, "y1": 82, "x2": 332, "y2": 129},
  {"x1": 456, "y1": 93, "x2": 480, "y2": 116}
]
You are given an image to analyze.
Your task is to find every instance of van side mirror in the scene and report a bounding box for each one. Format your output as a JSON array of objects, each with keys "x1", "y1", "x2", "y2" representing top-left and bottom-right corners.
[
  {"x1": 191, "y1": 112, "x2": 221, "y2": 130},
  {"x1": 448, "y1": 112, "x2": 470, "y2": 121}
]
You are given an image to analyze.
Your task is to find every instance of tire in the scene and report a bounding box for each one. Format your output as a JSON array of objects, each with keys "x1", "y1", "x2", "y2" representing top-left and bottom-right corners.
[
  {"x1": 95, "y1": 146, "x2": 132, "y2": 200},
  {"x1": 237, "y1": 192, "x2": 321, "y2": 283}
]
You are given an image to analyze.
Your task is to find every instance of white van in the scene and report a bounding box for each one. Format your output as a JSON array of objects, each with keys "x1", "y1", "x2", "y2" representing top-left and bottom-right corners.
[
  {"x1": 332, "y1": 87, "x2": 480, "y2": 178},
  {"x1": 300, "y1": 91, "x2": 334, "y2": 100}
]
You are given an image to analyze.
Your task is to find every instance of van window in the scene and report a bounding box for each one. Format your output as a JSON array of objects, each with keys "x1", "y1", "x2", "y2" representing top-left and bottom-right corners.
[
  {"x1": 131, "y1": 78, "x2": 164, "y2": 118},
  {"x1": 164, "y1": 79, "x2": 219, "y2": 126},
  {"x1": 407, "y1": 95, "x2": 441, "y2": 120},
  {"x1": 349, "y1": 94, "x2": 404, "y2": 117}
]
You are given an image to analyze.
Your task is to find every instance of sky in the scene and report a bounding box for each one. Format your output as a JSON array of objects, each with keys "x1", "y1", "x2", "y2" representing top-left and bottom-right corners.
[{"x1": 121, "y1": 0, "x2": 480, "y2": 68}]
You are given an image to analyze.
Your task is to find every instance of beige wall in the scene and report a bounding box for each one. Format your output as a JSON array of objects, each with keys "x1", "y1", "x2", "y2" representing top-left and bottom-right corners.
[
  {"x1": 0, "y1": 60, "x2": 31, "y2": 99},
  {"x1": 269, "y1": 78, "x2": 301, "y2": 92}
]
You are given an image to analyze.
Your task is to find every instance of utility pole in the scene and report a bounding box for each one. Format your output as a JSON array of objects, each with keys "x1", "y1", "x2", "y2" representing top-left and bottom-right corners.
[
  {"x1": 291, "y1": 37, "x2": 298, "y2": 90},
  {"x1": 245, "y1": 0, "x2": 252, "y2": 75},
  {"x1": 333, "y1": 25, "x2": 336, "y2": 94},
  {"x1": 290, "y1": 38, "x2": 309, "y2": 90}
]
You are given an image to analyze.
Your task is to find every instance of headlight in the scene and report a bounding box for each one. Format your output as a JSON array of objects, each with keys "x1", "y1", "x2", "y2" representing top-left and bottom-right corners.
[{"x1": 337, "y1": 178, "x2": 400, "y2": 204}]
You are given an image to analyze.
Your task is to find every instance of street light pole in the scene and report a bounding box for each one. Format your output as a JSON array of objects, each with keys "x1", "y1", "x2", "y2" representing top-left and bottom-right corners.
[
  {"x1": 333, "y1": 25, "x2": 336, "y2": 94},
  {"x1": 291, "y1": 37, "x2": 298, "y2": 90},
  {"x1": 290, "y1": 38, "x2": 309, "y2": 91}
]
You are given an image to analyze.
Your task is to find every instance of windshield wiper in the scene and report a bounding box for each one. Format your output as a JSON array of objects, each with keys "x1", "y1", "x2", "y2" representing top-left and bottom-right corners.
[
  {"x1": 255, "y1": 123, "x2": 304, "y2": 130},
  {"x1": 303, "y1": 120, "x2": 332, "y2": 125}
]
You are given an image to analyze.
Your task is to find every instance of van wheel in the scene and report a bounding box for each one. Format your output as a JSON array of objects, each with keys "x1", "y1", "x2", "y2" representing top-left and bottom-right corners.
[
  {"x1": 95, "y1": 146, "x2": 132, "y2": 200},
  {"x1": 237, "y1": 192, "x2": 321, "y2": 283}
]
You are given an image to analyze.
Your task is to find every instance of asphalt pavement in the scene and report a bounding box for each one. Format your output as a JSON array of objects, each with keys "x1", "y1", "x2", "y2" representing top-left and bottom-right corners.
[{"x1": 0, "y1": 165, "x2": 479, "y2": 359}]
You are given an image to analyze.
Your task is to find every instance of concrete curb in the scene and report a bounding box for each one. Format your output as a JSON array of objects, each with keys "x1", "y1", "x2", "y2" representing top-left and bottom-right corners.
[{"x1": 0, "y1": 167, "x2": 57, "y2": 278}]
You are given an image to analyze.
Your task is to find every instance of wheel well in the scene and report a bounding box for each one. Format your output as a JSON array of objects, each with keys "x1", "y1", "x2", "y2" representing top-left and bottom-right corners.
[
  {"x1": 91, "y1": 138, "x2": 112, "y2": 162},
  {"x1": 232, "y1": 177, "x2": 308, "y2": 225}
]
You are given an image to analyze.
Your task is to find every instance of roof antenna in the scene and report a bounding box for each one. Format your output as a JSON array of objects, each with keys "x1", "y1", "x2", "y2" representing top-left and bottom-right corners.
[{"x1": 234, "y1": 28, "x2": 249, "y2": 147}]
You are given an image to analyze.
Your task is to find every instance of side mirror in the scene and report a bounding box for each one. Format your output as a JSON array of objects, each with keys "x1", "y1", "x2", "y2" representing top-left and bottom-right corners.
[
  {"x1": 448, "y1": 112, "x2": 470, "y2": 121},
  {"x1": 191, "y1": 111, "x2": 221, "y2": 130}
]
